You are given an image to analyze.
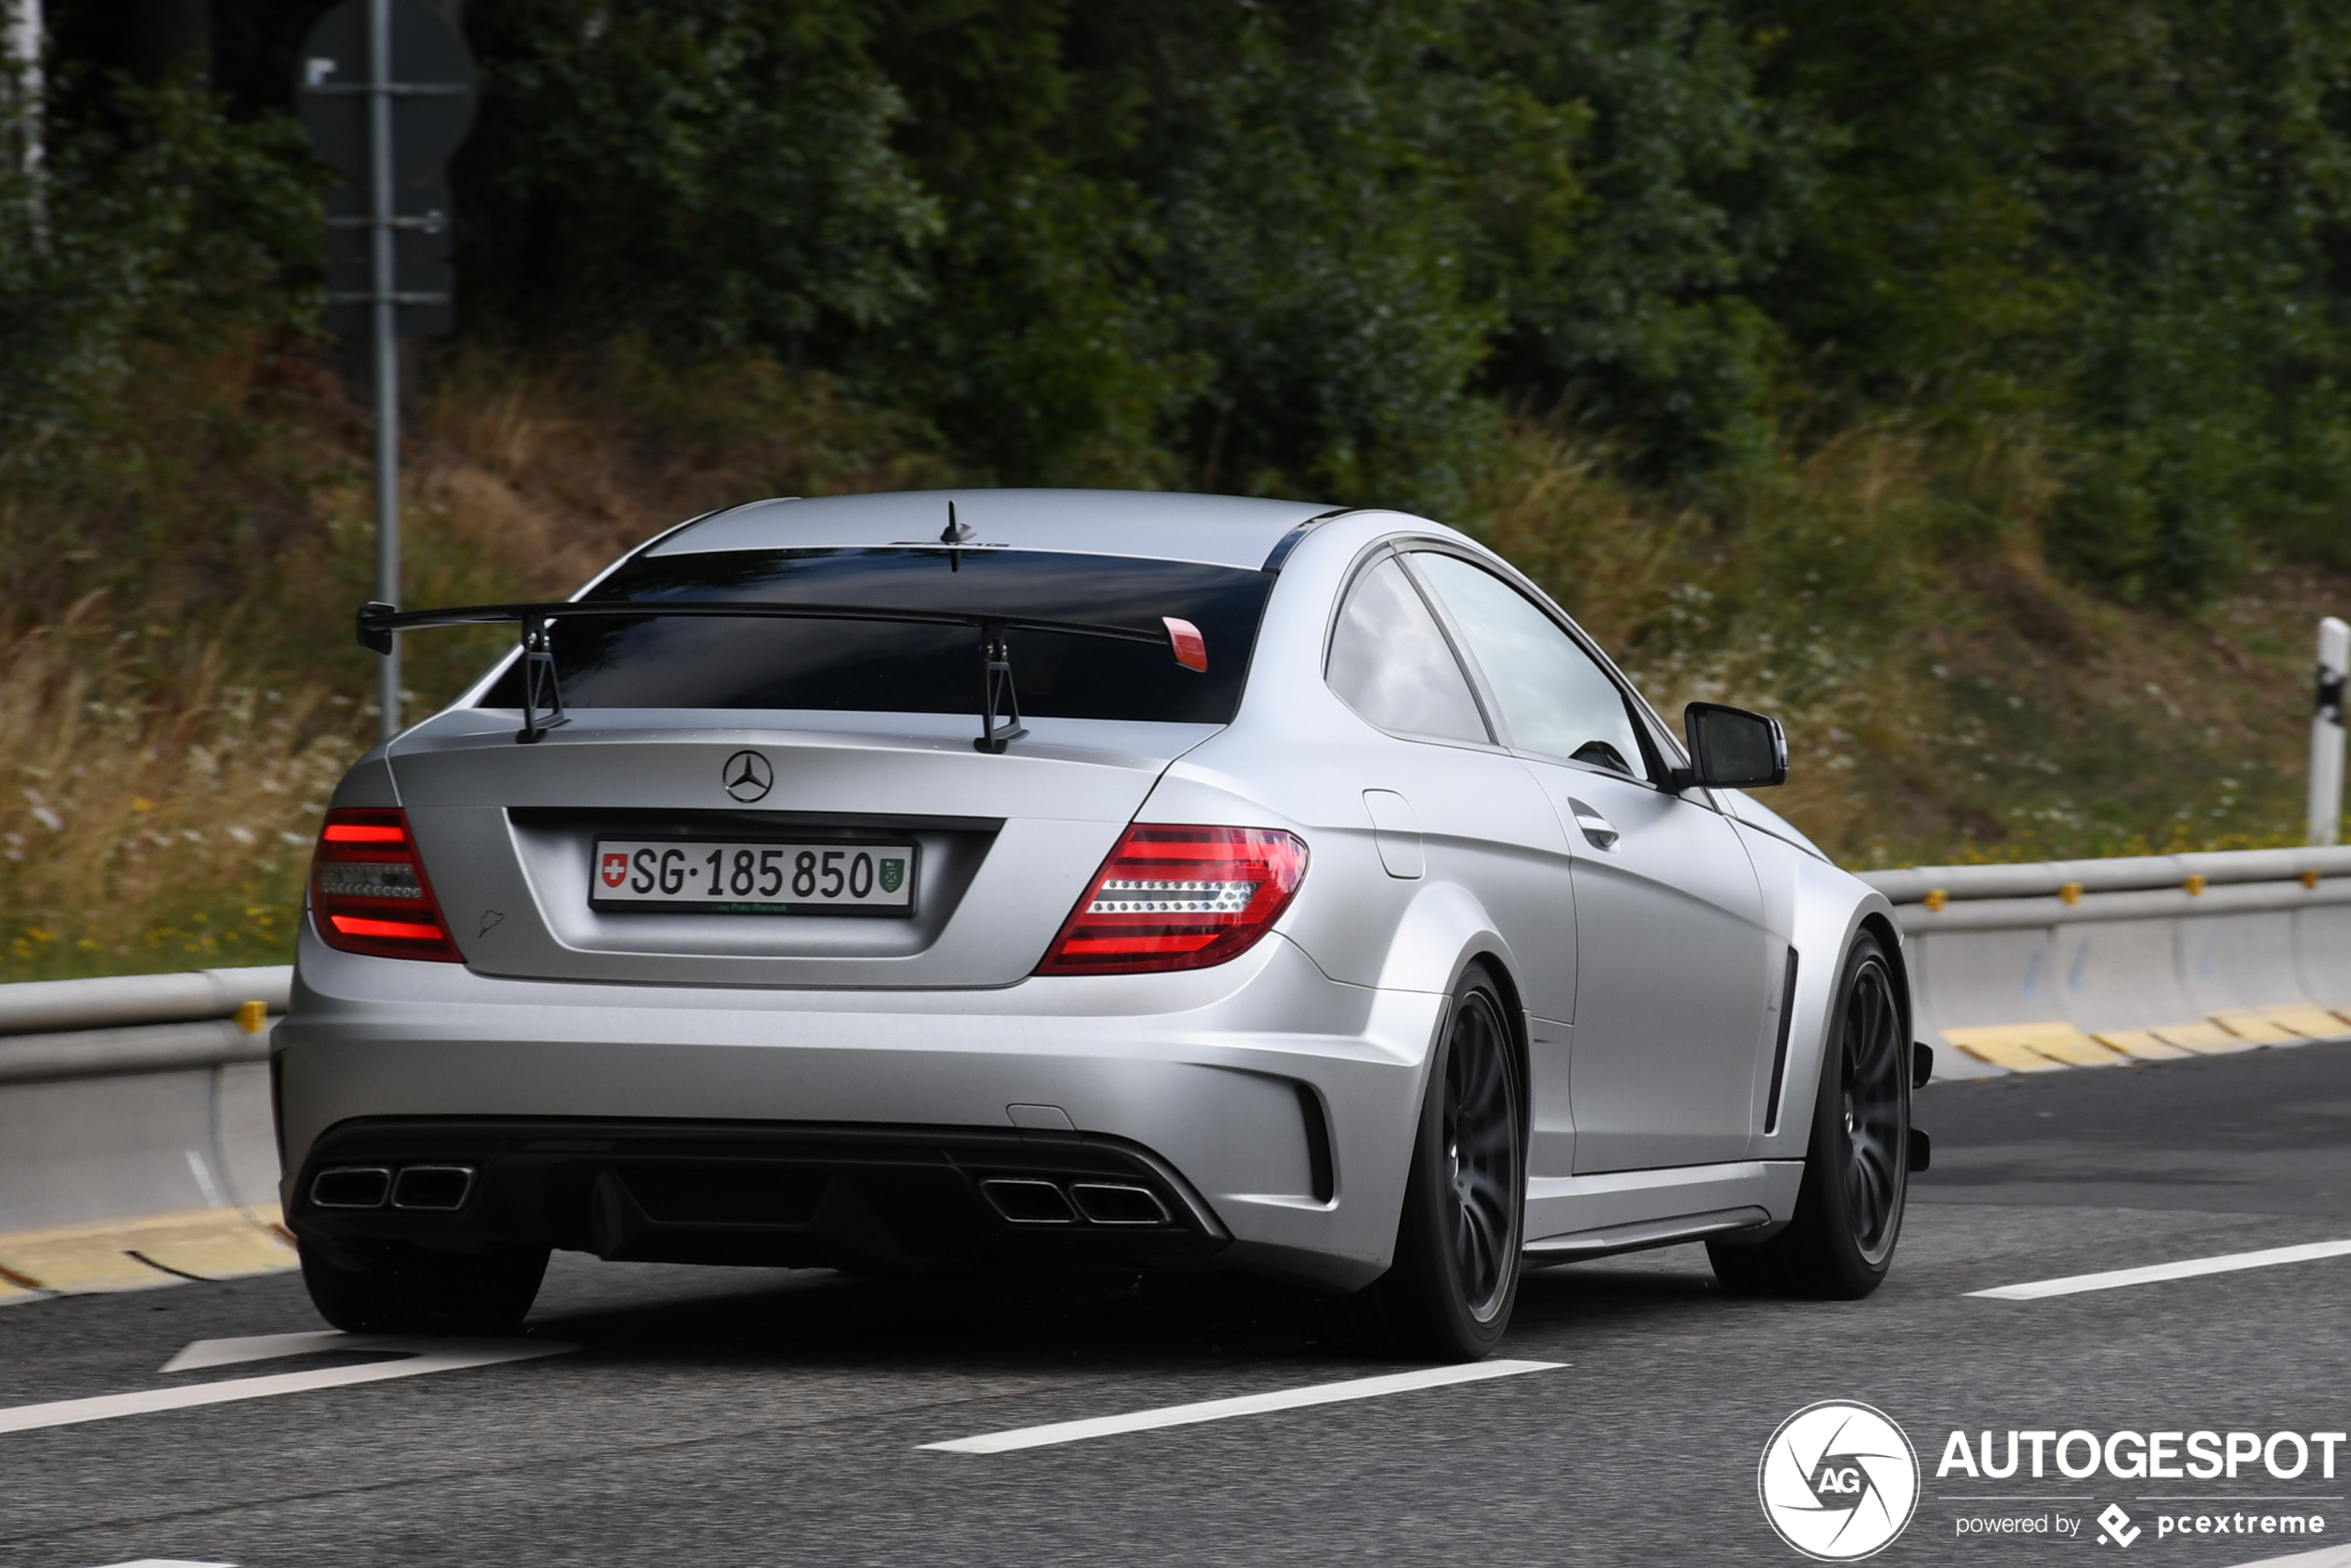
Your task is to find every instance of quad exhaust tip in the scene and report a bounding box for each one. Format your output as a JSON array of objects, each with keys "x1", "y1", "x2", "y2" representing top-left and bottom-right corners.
[
  {"x1": 977, "y1": 1177, "x2": 1170, "y2": 1227},
  {"x1": 979, "y1": 1178, "x2": 1075, "y2": 1225},
  {"x1": 310, "y1": 1165, "x2": 392, "y2": 1209},
  {"x1": 392, "y1": 1164, "x2": 476, "y2": 1211},
  {"x1": 309, "y1": 1163, "x2": 476, "y2": 1212},
  {"x1": 1069, "y1": 1183, "x2": 1169, "y2": 1226}
]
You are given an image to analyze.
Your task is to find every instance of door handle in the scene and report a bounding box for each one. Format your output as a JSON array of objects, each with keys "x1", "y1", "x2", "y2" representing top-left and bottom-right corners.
[{"x1": 1566, "y1": 798, "x2": 1619, "y2": 850}]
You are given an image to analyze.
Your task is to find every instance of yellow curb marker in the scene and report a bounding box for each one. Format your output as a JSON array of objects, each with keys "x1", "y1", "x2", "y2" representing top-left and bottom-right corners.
[
  {"x1": 2230, "y1": 1004, "x2": 2351, "y2": 1041},
  {"x1": 2207, "y1": 1010, "x2": 2306, "y2": 1045},
  {"x1": 1944, "y1": 1003, "x2": 2351, "y2": 1075},
  {"x1": 2092, "y1": 1030, "x2": 2196, "y2": 1060},
  {"x1": 0, "y1": 1204, "x2": 296, "y2": 1300},
  {"x1": 1941, "y1": 1023, "x2": 2106, "y2": 1070},
  {"x1": 2150, "y1": 1021, "x2": 2263, "y2": 1053}
]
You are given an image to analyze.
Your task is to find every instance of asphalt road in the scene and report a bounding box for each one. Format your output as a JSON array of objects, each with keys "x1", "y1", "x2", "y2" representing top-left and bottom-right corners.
[{"x1": 6, "y1": 1043, "x2": 2350, "y2": 1568}]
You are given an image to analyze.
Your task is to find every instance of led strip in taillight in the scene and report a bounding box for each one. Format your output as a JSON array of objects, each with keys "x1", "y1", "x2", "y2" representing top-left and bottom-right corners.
[
  {"x1": 1038, "y1": 825, "x2": 1308, "y2": 976},
  {"x1": 310, "y1": 808, "x2": 463, "y2": 962}
]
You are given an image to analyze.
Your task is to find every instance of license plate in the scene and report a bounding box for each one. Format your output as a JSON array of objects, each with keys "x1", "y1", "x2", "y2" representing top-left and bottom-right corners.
[{"x1": 592, "y1": 840, "x2": 917, "y2": 915}]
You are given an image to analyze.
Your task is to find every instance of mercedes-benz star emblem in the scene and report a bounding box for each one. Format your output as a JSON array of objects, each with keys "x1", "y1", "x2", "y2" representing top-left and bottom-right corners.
[{"x1": 721, "y1": 750, "x2": 774, "y2": 803}]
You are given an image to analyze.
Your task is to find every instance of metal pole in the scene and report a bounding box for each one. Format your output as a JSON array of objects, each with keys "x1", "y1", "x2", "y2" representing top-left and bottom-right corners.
[
  {"x1": 367, "y1": 0, "x2": 401, "y2": 742},
  {"x1": 2312, "y1": 616, "x2": 2349, "y2": 848}
]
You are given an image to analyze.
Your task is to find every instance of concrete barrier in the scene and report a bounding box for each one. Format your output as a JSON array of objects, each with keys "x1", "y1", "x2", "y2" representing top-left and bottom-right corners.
[
  {"x1": 0, "y1": 966, "x2": 286, "y2": 1235},
  {"x1": 1860, "y1": 850, "x2": 2351, "y2": 1076},
  {"x1": 0, "y1": 843, "x2": 2344, "y2": 1231}
]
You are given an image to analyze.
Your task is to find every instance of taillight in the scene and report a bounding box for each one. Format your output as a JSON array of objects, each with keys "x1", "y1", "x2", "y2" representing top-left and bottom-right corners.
[
  {"x1": 1038, "y1": 825, "x2": 1308, "y2": 976},
  {"x1": 309, "y1": 807, "x2": 463, "y2": 963}
]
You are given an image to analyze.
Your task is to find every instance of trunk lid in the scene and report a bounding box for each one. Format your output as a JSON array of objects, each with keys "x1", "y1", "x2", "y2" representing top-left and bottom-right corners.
[{"x1": 387, "y1": 707, "x2": 1214, "y2": 988}]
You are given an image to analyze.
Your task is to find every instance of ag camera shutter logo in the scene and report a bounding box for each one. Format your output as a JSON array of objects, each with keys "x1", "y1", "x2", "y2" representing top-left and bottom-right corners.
[{"x1": 1759, "y1": 1400, "x2": 1921, "y2": 1560}]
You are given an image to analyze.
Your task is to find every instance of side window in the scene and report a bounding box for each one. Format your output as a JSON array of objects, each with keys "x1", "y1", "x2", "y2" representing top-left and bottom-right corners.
[
  {"x1": 1410, "y1": 552, "x2": 1647, "y2": 777},
  {"x1": 1326, "y1": 554, "x2": 1491, "y2": 744}
]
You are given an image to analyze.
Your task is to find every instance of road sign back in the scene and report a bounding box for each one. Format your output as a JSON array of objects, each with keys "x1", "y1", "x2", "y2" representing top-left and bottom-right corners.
[{"x1": 296, "y1": 0, "x2": 477, "y2": 182}]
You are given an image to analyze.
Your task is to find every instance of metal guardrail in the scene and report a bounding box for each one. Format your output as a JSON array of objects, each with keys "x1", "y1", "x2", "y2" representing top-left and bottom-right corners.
[
  {"x1": 0, "y1": 965, "x2": 290, "y2": 1236},
  {"x1": 1858, "y1": 845, "x2": 2351, "y2": 921},
  {"x1": 1858, "y1": 849, "x2": 2351, "y2": 1075},
  {"x1": 0, "y1": 966, "x2": 289, "y2": 1086}
]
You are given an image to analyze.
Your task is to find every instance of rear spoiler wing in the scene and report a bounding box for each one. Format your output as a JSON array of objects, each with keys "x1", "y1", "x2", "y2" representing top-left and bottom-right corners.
[{"x1": 356, "y1": 599, "x2": 1207, "y2": 750}]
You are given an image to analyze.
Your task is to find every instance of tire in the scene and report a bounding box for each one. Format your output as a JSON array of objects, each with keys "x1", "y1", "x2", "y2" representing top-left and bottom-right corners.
[
  {"x1": 1708, "y1": 931, "x2": 1909, "y2": 1300},
  {"x1": 1372, "y1": 962, "x2": 1525, "y2": 1360},
  {"x1": 300, "y1": 1239, "x2": 549, "y2": 1335}
]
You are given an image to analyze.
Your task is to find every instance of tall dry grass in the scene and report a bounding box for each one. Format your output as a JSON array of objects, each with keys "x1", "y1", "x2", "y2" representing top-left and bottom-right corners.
[
  {"x1": 0, "y1": 336, "x2": 960, "y2": 979},
  {"x1": 1461, "y1": 415, "x2": 2325, "y2": 866},
  {"x1": 0, "y1": 338, "x2": 2336, "y2": 978},
  {"x1": 0, "y1": 608, "x2": 356, "y2": 977}
]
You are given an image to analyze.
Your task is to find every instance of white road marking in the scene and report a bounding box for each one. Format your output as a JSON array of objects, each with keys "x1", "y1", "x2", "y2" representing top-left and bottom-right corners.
[
  {"x1": 0, "y1": 1331, "x2": 575, "y2": 1436},
  {"x1": 1968, "y1": 1238, "x2": 2351, "y2": 1300},
  {"x1": 88, "y1": 1561, "x2": 236, "y2": 1567},
  {"x1": 160, "y1": 1329, "x2": 388, "y2": 1374},
  {"x1": 2220, "y1": 1546, "x2": 2351, "y2": 1568},
  {"x1": 923, "y1": 1359, "x2": 1565, "y2": 1454}
]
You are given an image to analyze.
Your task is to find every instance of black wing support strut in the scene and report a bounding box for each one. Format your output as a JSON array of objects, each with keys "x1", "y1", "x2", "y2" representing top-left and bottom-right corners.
[{"x1": 357, "y1": 599, "x2": 1188, "y2": 749}]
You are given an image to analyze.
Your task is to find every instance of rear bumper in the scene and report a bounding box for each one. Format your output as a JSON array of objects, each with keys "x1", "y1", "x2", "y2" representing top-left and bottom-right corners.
[
  {"x1": 275, "y1": 929, "x2": 1444, "y2": 1290},
  {"x1": 290, "y1": 1117, "x2": 1230, "y2": 1274}
]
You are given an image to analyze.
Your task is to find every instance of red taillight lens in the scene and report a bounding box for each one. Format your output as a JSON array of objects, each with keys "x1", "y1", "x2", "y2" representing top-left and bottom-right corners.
[
  {"x1": 310, "y1": 807, "x2": 463, "y2": 963},
  {"x1": 1037, "y1": 825, "x2": 1308, "y2": 976}
]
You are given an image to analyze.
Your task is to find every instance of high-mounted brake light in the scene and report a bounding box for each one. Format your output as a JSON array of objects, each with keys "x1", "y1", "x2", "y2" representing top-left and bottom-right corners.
[
  {"x1": 310, "y1": 807, "x2": 463, "y2": 962},
  {"x1": 1163, "y1": 616, "x2": 1208, "y2": 672},
  {"x1": 1038, "y1": 825, "x2": 1307, "y2": 976}
]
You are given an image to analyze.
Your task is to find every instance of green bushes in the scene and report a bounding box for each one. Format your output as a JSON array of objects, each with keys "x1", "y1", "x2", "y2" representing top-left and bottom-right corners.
[
  {"x1": 19, "y1": 0, "x2": 2351, "y2": 977},
  {"x1": 0, "y1": 1, "x2": 2286, "y2": 597},
  {"x1": 1751, "y1": 0, "x2": 2351, "y2": 597},
  {"x1": 457, "y1": 0, "x2": 939, "y2": 351},
  {"x1": 0, "y1": 78, "x2": 318, "y2": 454}
]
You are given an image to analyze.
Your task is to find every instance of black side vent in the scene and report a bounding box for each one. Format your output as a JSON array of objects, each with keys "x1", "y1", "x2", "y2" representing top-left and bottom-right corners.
[
  {"x1": 1763, "y1": 947, "x2": 1799, "y2": 1135},
  {"x1": 1297, "y1": 1083, "x2": 1336, "y2": 1203}
]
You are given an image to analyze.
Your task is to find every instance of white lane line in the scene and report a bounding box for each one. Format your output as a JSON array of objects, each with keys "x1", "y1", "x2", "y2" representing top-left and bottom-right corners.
[
  {"x1": 161, "y1": 1329, "x2": 389, "y2": 1374},
  {"x1": 0, "y1": 1332, "x2": 575, "y2": 1436},
  {"x1": 90, "y1": 1561, "x2": 237, "y2": 1567},
  {"x1": 2220, "y1": 1546, "x2": 2351, "y2": 1568},
  {"x1": 923, "y1": 1359, "x2": 1564, "y2": 1454},
  {"x1": 1968, "y1": 1238, "x2": 2351, "y2": 1300}
]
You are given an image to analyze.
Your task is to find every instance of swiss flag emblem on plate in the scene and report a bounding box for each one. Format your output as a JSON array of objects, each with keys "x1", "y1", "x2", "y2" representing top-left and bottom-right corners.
[{"x1": 601, "y1": 852, "x2": 630, "y2": 889}]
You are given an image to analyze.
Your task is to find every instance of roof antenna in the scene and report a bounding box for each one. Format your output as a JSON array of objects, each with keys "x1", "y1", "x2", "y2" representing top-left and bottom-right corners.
[{"x1": 940, "y1": 499, "x2": 975, "y2": 571}]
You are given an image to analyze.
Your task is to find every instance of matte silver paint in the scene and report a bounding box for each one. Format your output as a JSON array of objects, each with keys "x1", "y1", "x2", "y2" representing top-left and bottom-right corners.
[{"x1": 280, "y1": 489, "x2": 1903, "y2": 1288}]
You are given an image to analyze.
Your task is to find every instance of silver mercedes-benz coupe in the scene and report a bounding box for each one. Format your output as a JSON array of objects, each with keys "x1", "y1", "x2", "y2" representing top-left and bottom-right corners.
[{"x1": 277, "y1": 489, "x2": 1924, "y2": 1358}]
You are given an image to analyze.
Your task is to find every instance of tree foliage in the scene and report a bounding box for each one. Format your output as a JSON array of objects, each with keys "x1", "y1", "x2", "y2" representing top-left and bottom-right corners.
[{"x1": 18, "y1": 0, "x2": 2351, "y2": 595}]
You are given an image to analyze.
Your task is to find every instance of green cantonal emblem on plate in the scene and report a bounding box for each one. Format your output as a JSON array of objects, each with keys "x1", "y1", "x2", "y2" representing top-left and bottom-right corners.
[{"x1": 879, "y1": 857, "x2": 905, "y2": 894}]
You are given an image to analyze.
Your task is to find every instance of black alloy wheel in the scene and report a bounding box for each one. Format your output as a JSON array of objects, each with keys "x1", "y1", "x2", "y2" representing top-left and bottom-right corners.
[
  {"x1": 1375, "y1": 962, "x2": 1524, "y2": 1358},
  {"x1": 1708, "y1": 931, "x2": 1909, "y2": 1299},
  {"x1": 1837, "y1": 948, "x2": 1907, "y2": 1265}
]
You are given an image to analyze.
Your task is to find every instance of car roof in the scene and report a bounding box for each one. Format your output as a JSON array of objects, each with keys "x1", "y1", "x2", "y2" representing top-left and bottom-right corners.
[{"x1": 644, "y1": 489, "x2": 1339, "y2": 571}]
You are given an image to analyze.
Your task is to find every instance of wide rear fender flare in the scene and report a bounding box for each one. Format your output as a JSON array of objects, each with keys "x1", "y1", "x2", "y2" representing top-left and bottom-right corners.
[
  {"x1": 1362, "y1": 882, "x2": 1531, "y2": 1135},
  {"x1": 1371, "y1": 879, "x2": 1517, "y2": 1001}
]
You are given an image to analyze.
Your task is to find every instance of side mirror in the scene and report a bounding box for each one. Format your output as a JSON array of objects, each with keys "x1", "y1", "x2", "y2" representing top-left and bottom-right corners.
[{"x1": 1682, "y1": 702, "x2": 1787, "y2": 789}]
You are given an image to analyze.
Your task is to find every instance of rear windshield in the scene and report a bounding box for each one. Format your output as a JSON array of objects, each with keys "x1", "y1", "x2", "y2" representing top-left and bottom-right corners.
[{"x1": 479, "y1": 548, "x2": 1275, "y2": 724}]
